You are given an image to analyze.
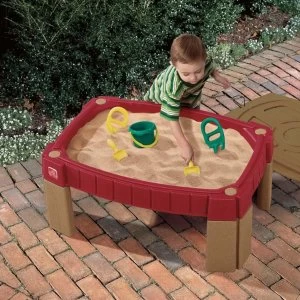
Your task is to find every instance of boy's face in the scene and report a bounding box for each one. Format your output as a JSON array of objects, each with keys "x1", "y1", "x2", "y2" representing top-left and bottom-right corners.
[{"x1": 174, "y1": 60, "x2": 205, "y2": 85}]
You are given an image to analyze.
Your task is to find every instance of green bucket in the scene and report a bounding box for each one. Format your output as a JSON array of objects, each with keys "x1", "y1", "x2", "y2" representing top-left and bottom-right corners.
[{"x1": 128, "y1": 121, "x2": 159, "y2": 148}]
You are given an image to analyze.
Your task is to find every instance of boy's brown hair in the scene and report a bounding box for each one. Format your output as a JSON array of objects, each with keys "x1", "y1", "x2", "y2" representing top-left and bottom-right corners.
[{"x1": 170, "y1": 33, "x2": 207, "y2": 64}]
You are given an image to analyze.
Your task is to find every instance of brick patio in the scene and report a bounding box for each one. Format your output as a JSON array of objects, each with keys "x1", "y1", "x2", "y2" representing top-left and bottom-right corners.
[{"x1": 0, "y1": 37, "x2": 300, "y2": 299}]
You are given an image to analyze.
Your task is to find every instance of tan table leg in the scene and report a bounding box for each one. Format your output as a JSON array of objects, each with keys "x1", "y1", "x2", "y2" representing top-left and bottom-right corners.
[
  {"x1": 44, "y1": 180, "x2": 75, "y2": 236},
  {"x1": 256, "y1": 161, "x2": 273, "y2": 211},
  {"x1": 206, "y1": 205, "x2": 253, "y2": 272}
]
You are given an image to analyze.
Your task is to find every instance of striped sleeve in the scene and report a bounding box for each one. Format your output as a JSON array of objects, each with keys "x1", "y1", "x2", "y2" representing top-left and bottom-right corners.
[
  {"x1": 160, "y1": 67, "x2": 185, "y2": 121},
  {"x1": 204, "y1": 58, "x2": 216, "y2": 80}
]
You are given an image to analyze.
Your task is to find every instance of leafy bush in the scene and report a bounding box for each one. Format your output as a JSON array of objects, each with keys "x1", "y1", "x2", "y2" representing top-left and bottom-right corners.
[
  {"x1": 274, "y1": 0, "x2": 300, "y2": 15},
  {"x1": 162, "y1": 0, "x2": 243, "y2": 46},
  {"x1": 208, "y1": 43, "x2": 247, "y2": 68},
  {"x1": 288, "y1": 15, "x2": 300, "y2": 32},
  {"x1": 236, "y1": 0, "x2": 300, "y2": 15},
  {"x1": 1, "y1": 0, "x2": 242, "y2": 121},
  {"x1": 231, "y1": 44, "x2": 248, "y2": 60},
  {"x1": 0, "y1": 107, "x2": 32, "y2": 134},
  {"x1": 235, "y1": 0, "x2": 274, "y2": 15},
  {"x1": 245, "y1": 39, "x2": 264, "y2": 54},
  {"x1": 259, "y1": 25, "x2": 298, "y2": 47},
  {"x1": 0, "y1": 107, "x2": 65, "y2": 166}
]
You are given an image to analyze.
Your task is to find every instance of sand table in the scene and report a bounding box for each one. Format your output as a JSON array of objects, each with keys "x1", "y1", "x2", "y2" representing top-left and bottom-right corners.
[{"x1": 66, "y1": 110, "x2": 253, "y2": 189}]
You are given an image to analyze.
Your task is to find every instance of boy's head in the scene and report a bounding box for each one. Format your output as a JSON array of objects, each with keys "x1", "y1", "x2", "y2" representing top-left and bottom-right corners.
[
  {"x1": 170, "y1": 34, "x2": 207, "y2": 85},
  {"x1": 170, "y1": 33, "x2": 207, "y2": 65}
]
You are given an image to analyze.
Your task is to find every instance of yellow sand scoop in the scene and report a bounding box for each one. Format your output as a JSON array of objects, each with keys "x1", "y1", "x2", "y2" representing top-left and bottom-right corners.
[
  {"x1": 184, "y1": 161, "x2": 200, "y2": 176},
  {"x1": 107, "y1": 139, "x2": 128, "y2": 161}
]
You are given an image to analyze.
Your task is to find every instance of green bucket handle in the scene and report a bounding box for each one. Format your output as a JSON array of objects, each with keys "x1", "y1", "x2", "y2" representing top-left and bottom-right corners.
[
  {"x1": 130, "y1": 128, "x2": 159, "y2": 148},
  {"x1": 200, "y1": 117, "x2": 225, "y2": 153}
]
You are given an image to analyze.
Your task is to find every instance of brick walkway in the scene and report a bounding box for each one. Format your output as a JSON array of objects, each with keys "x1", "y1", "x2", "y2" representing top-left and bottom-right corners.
[{"x1": 0, "y1": 37, "x2": 300, "y2": 300}]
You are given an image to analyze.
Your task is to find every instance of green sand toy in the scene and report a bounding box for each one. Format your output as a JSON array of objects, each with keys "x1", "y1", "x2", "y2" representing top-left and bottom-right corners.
[
  {"x1": 129, "y1": 121, "x2": 159, "y2": 148},
  {"x1": 200, "y1": 117, "x2": 225, "y2": 153}
]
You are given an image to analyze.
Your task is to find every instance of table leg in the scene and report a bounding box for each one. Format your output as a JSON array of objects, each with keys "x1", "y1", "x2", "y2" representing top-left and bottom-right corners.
[
  {"x1": 44, "y1": 180, "x2": 75, "y2": 236},
  {"x1": 256, "y1": 161, "x2": 273, "y2": 211},
  {"x1": 206, "y1": 205, "x2": 252, "y2": 272}
]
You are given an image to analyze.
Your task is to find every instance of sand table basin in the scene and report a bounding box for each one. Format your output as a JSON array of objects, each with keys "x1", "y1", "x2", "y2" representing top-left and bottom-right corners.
[{"x1": 66, "y1": 110, "x2": 253, "y2": 189}]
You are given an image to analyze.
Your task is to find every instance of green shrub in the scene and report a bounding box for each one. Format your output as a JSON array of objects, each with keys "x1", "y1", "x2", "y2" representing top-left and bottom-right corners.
[
  {"x1": 0, "y1": 107, "x2": 32, "y2": 135},
  {"x1": 288, "y1": 15, "x2": 300, "y2": 32},
  {"x1": 1, "y1": 0, "x2": 242, "y2": 121},
  {"x1": 245, "y1": 39, "x2": 264, "y2": 54},
  {"x1": 230, "y1": 44, "x2": 248, "y2": 60},
  {"x1": 208, "y1": 44, "x2": 235, "y2": 68},
  {"x1": 236, "y1": 0, "x2": 300, "y2": 15},
  {"x1": 259, "y1": 25, "x2": 297, "y2": 47},
  {"x1": 0, "y1": 107, "x2": 65, "y2": 166},
  {"x1": 208, "y1": 43, "x2": 247, "y2": 69},
  {"x1": 235, "y1": 0, "x2": 273, "y2": 15},
  {"x1": 274, "y1": 0, "x2": 300, "y2": 15},
  {"x1": 161, "y1": 0, "x2": 243, "y2": 46}
]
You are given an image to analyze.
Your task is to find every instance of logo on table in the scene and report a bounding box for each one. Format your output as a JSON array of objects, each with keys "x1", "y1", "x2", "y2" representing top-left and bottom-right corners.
[{"x1": 48, "y1": 167, "x2": 58, "y2": 180}]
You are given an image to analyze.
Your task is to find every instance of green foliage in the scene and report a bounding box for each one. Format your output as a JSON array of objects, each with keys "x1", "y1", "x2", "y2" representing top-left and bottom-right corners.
[
  {"x1": 230, "y1": 44, "x2": 248, "y2": 60},
  {"x1": 236, "y1": 0, "x2": 300, "y2": 16},
  {"x1": 1, "y1": 0, "x2": 242, "y2": 120},
  {"x1": 208, "y1": 43, "x2": 247, "y2": 68},
  {"x1": 160, "y1": 0, "x2": 243, "y2": 46},
  {"x1": 0, "y1": 107, "x2": 32, "y2": 134},
  {"x1": 274, "y1": 0, "x2": 300, "y2": 16},
  {"x1": 235, "y1": 0, "x2": 274, "y2": 15},
  {"x1": 208, "y1": 44, "x2": 234, "y2": 68},
  {"x1": 259, "y1": 25, "x2": 297, "y2": 47},
  {"x1": 245, "y1": 39, "x2": 264, "y2": 54},
  {"x1": 0, "y1": 107, "x2": 65, "y2": 166},
  {"x1": 288, "y1": 15, "x2": 300, "y2": 32}
]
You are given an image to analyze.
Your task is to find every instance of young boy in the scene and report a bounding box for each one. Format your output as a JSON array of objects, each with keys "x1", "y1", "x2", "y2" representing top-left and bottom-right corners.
[{"x1": 144, "y1": 33, "x2": 230, "y2": 164}]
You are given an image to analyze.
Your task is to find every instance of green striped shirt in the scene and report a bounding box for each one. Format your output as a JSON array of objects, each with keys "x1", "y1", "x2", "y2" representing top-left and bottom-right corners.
[{"x1": 144, "y1": 59, "x2": 215, "y2": 120}]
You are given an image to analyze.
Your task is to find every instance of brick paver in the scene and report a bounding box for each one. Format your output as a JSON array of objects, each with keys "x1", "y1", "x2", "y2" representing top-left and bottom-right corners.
[
  {"x1": 114, "y1": 257, "x2": 151, "y2": 290},
  {"x1": 175, "y1": 266, "x2": 214, "y2": 298},
  {"x1": 91, "y1": 234, "x2": 126, "y2": 262},
  {"x1": 106, "y1": 277, "x2": 141, "y2": 300},
  {"x1": 1, "y1": 37, "x2": 300, "y2": 299},
  {"x1": 143, "y1": 260, "x2": 182, "y2": 293},
  {"x1": 0, "y1": 260, "x2": 21, "y2": 289},
  {"x1": 0, "y1": 242, "x2": 31, "y2": 271},
  {"x1": 83, "y1": 252, "x2": 119, "y2": 284},
  {"x1": 45, "y1": 269, "x2": 82, "y2": 299},
  {"x1": 16, "y1": 265, "x2": 52, "y2": 298},
  {"x1": 55, "y1": 250, "x2": 91, "y2": 281},
  {"x1": 0, "y1": 224, "x2": 12, "y2": 245},
  {"x1": 77, "y1": 275, "x2": 114, "y2": 300},
  {"x1": 26, "y1": 245, "x2": 60, "y2": 275}
]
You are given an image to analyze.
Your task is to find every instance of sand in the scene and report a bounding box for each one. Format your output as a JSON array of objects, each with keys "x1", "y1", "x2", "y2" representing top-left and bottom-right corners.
[{"x1": 66, "y1": 110, "x2": 253, "y2": 189}]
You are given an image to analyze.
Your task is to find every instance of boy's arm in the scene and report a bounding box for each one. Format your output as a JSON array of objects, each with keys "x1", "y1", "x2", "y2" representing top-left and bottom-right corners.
[
  {"x1": 211, "y1": 69, "x2": 231, "y2": 89},
  {"x1": 152, "y1": 65, "x2": 193, "y2": 164},
  {"x1": 170, "y1": 120, "x2": 193, "y2": 164}
]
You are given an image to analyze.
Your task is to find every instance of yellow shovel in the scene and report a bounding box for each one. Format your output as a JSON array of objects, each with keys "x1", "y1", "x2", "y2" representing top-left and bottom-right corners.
[
  {"x1": 184, "y1": 161, "x2": 200, "y2": 176},
  {"x1": 107, "y1": 139, "x2": 128, "y2": 161}
]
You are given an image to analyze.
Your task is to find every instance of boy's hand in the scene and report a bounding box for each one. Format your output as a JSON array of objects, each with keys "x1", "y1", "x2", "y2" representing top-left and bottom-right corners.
[
  {"x1": 216, "y1": 75, "x2": 231, "y2": 89},
  {"x1": 212, "y1": 70, "x2": 231, "y2": 89},
  {"x1": 180, "y1": 141, "x2": 194, "y2": 164},
  {"x1": 170, "y1": 120, "x2": 193, "y2": 164}
]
